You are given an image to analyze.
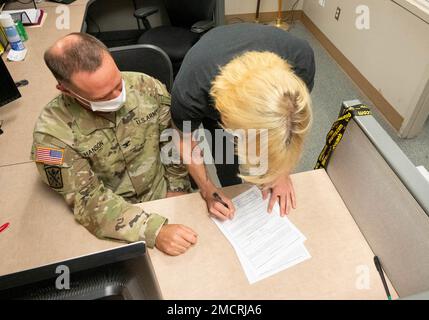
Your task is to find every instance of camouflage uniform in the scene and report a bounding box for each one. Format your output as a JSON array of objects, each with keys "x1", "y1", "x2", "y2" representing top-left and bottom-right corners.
[{"x1": 30, "y1": 72, "x2": 191, "y2": 248}]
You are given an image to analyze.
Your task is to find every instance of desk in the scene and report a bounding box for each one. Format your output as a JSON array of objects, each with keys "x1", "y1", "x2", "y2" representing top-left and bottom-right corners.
[
  {"x1": 142, "y1": 170, "x2": 398, "y2": 300},
  {"x1": 0, "y1": 166, "x2": 398, "y2": 299},
  {"x1": 0, "y1": 1, "x2": 88, "y2": 167},
  {"x1": 0, "y1": 162, "x2": 122, "y2": 278}
]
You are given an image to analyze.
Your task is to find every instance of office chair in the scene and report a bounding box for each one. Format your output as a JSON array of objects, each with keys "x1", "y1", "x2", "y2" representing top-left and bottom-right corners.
[
  {"x1": 134, "y1": 0, "x2": 216, "y2": 76},
  {"x1": 109, "y1": 44, "x2": 173, "y2": 92}
]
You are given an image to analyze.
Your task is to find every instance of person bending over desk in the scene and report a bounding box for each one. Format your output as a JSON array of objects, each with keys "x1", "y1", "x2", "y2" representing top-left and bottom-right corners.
[
  {"x1": 30, "y1": 33, "x2": 197, "y2": 256},
  {"x1": 171, "y1": 23, "x2": 315, "y2": 220}
]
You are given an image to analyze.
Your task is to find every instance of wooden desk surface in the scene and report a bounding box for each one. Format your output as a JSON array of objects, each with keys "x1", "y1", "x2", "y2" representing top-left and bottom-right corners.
[
  {"x1": 0, "y1": 165, "x2": 398, "y2": 299},
  {"x1": 143, "y1": 170, "x2": 398, "y2": 300},
  {"x1": 0, "y1": 2, "x2": 88, "y2": 167},
  {"x1": 0, "y1": 162, "x2": 122, "y2": 278}
]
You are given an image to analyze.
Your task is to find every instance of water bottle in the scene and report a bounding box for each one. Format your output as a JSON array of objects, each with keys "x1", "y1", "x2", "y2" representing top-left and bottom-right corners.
[{"x1": 0, "y1": 14, "x2": 25, "y2": 51}]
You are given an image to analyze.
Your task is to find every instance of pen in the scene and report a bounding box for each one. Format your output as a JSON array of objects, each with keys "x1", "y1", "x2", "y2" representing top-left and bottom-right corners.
[
  {"x1": 0, "y1": 222, "x2": 10, "y2": 234},
  {"x1": 374, "y1": 256, "x2": 392, "y2": 300},
  {"x1": 213, "y1": 192, "x2": 229, "y2": 209}
]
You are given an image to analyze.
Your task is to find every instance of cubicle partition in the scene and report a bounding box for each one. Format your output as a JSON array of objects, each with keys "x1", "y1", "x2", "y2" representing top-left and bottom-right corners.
[{"x1": 326, "y1": 100, "x2": 429, "y2": 298}]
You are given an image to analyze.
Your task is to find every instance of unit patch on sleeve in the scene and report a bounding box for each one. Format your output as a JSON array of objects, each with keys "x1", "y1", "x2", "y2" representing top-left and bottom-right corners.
[{"x1": 44, "y1": 166, "x2": 64, "y2": 189}]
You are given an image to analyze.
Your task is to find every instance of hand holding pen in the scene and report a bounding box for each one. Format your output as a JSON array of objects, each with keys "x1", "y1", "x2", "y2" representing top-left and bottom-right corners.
[{"x1": 203, "y1": 187, "x2": 235, "y2": 221}]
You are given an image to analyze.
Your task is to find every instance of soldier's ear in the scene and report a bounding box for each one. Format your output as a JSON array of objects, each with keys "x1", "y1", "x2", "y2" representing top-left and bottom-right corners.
[
  {"x1": 57, "y1": 83, "x2": 72, "y2": 96},
  {"x1": 56, "y1": 83, "x2": 66, "y2": 92}
]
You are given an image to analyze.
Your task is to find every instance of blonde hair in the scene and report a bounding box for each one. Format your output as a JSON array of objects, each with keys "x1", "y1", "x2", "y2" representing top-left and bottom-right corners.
[{"x1": 211, "y1": 51, "x2": 313, "y2": 186}]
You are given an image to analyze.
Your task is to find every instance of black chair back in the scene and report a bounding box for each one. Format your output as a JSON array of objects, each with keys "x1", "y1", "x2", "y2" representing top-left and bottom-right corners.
[
  {"x1": 109, "y1": 44, "x2": 173, "y2": 92},
  {"x1": 163, "y1": 0, "x2": 216, "y2": 28}
]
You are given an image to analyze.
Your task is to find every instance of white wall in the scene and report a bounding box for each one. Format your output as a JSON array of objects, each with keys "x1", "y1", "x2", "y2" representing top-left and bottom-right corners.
[
  {"x1": 225, "y1": 0, "x2": 304, "y2": 15},
  {"x1": 303, "y1": 0, "x2": 429, "y2": 129}
]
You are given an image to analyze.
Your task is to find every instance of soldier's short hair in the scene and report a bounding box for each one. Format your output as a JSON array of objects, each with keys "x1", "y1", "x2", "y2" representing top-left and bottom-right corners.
[{"x1": 44, "y1": 32, "x2": 110, "y2": 84}]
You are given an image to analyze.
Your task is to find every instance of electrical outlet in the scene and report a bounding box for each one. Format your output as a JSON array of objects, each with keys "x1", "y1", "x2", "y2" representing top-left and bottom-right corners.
[{"x1": 335, "y1": 7, "x2": 341, "y2": 21}]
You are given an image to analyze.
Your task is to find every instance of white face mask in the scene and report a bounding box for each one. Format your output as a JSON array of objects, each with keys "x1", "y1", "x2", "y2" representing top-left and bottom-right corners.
[{"x1": 70, "y1": 79, "x2": 127, "y2": 113}]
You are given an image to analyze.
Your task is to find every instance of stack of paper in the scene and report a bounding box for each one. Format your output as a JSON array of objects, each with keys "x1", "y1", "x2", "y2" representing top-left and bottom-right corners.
[{"x1": 212, "y1": 186, "x2": 311, "y2": 284}]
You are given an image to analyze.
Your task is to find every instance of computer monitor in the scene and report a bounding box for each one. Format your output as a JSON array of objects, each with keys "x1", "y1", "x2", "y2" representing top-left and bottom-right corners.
[
  {"x1": 0, "y1": 241, "x2": 147, "y2": 298},
  {"x1": 0, "y1": 58, "x2": 21, "y2": 108}
]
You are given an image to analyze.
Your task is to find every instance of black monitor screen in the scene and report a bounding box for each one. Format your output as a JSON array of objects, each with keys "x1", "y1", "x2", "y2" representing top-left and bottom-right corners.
[{"x1": 0, "y1": 58, "x2": 21, "y2": 107}]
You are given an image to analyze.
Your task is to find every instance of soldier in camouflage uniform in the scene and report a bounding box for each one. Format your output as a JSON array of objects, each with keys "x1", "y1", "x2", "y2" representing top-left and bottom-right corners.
[{"x1": 30, "y1": 33, "x2": 198, "y2": 256}]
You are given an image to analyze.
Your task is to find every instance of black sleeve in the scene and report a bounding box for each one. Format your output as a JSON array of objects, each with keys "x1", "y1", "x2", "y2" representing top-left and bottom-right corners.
[
  {"x1": 291, "y1": 40, "x2": 316, "y2": 92},
  {"x1": 171, "y1": 91, "x2": 205, "y2": 132},
  {"x1": 171, "y1": 74, "x2": 215, "y2": 133}
]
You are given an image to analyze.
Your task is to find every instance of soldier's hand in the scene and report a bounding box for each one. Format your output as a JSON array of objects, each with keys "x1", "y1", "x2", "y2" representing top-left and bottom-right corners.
[
  {"x1": 202, "y1": 186, "x2": 235, "y2": 221},
  {"x1": 155, "y1": 224, "x2": 198, "y2": 256}
]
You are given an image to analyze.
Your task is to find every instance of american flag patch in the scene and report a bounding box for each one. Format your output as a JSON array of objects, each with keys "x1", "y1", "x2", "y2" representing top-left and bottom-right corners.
[{"x1": 35, "y1": 146, "x2": 64, "y2": 165}]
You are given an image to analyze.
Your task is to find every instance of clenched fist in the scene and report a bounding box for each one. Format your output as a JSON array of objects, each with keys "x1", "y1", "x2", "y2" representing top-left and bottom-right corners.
[{"x1": 155, "y1": 224, "x2": 198, "y2": 256}]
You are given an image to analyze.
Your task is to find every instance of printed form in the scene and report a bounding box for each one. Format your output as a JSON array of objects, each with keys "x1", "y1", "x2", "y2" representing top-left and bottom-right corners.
[{"x1": 213, "y1": 186, "x2": 311, "y2": 284}]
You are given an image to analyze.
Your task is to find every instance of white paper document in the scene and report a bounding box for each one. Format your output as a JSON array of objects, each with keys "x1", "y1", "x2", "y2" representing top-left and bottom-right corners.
[{"x1": 212, "y1": 186, "x2": 311, "y2": 284}]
